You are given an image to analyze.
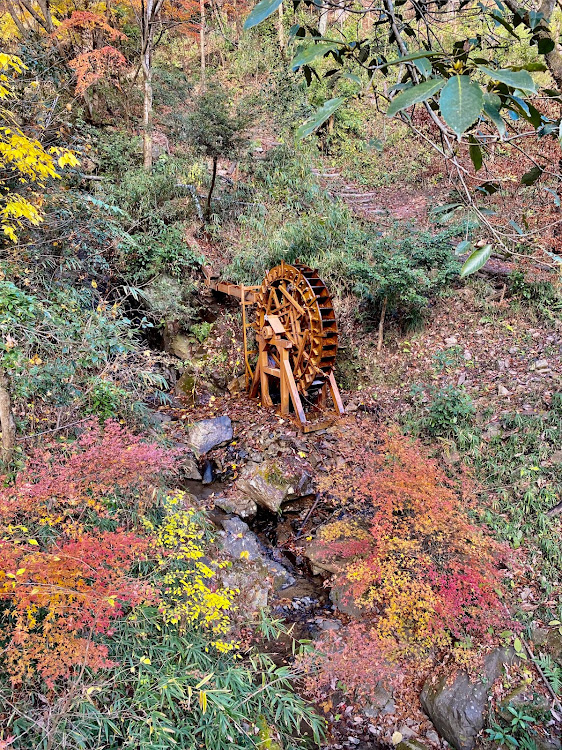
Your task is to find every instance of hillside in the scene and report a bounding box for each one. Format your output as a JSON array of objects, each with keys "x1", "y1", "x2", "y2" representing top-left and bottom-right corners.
[{"x1": 1, "y1": 1, "x2": 562, "y2": 749}]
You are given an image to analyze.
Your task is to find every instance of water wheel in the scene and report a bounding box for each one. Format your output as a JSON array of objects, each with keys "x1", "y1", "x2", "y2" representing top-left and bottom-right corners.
[
  {"x1": 254, "y1": 261, "x2": 339, "y2": 394},
  {"x1": 203, "y1": 260, "x2": 344, "y2": 431}
]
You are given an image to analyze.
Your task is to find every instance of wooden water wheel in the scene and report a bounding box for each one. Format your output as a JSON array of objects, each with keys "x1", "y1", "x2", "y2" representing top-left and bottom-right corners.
[
  {"x1": 204, "y1": 260, "x2": 344, "y2": 431},
  {"x1": 254, "y1": 261, "x2": 339, "y2": 394}
]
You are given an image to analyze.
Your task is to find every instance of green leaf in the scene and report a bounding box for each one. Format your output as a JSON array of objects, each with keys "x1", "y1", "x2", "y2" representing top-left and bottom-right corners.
[
  {"x1": 483, "y1": 92, "x2": 506, "y2": 137},
  {"x1": 291, "y1": 43, "x2": 338, "y2": 70},
  {"x1": 295, "y1": 97, "x2": 344, "y2": 139},
  {"x1": 439, "y1": 76, "x2": 484, "y2": 137},
  {"x1": 460, "y1": 244, "x2": 492, "y2": 277},
  {"x1": 386, "y1": 78, "x2": 445, "y2": 117},
  {"x1": 513, "y1": 637, "x2": 523, "y2": 652},
  {"x1": 455, "y1": 240, "x2": 473, "y2": 255},
  {"x1": 521, "y1": 165, "x2": 543, "y2": 185},
  {"x1": 469, "y1": 136, "x2": 483, "y2": 171},
  {"x1": 244, "y1": 0, "x2": 283, "y2": 29},
  {"x1": 538, "y1": 37, "x2": 555, "y2": 55},
  {"x1": 414, "y1": 57, "x2": 432, "y2": 78},
  {"x1": 478, "y1": 66, "x2": 537, "y2": 92}
]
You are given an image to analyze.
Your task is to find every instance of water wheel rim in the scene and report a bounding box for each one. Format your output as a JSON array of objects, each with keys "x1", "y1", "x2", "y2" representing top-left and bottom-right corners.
[{"x1": 255, "y1": 261, "x2": 338, "y2": 394}]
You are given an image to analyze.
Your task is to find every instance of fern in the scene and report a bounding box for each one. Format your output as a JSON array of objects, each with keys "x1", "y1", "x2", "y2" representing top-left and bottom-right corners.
[{"x1": 535, "y1": 651, "x2": 562, "y2": 695}]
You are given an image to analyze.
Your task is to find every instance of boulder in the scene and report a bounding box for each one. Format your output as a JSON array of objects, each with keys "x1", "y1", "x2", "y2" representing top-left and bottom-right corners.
[
  {"x1": 214, "y1": 493, "x2": 257, "y2": 520},
  {"x1": 329, "y1": 579, "x2": 365, "y2": 618},
  {"x1": 169, "y1": 334, "x2": 193, "y2": 361},
  {"x1": 364, "y1": 684, "x2": 396, "y2": 718},
  {"x1": 183, "y1": 453, "x2": 202, "y2": 481},
  {"x1": 420, "y1": 647, "x2": 519, "y2": 750},
  {"x1": 217, "y1": 517, "x2": 295, "y2": 612},
  {"x1": 188, "y1": 416, "x2": 233, "y2": 457},
  {"x1": 234, "y1": 460, "x2": 314, "y2": 513}
]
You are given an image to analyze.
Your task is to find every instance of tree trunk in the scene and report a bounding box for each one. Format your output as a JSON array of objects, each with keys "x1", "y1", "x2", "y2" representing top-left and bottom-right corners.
[
  {"x1": 377, "y1": 296, "x2": 388, "y2": 354},
  {"x1": 206, "y1": 156, "x2": 218, "y2": 220},
  {"x1": 200, "y1": 0, "x2": 206, "y2": 87},
  {"x1": 277, "y1": 3, "x2": 284, "y2": 49},
  {"x1": 0, "y1": 368, "x2": 16, "y2": 470},
  {"x1": 142, "y1": 51, "x2": 153, "y2": 169},
  {"x1": 140, "y1": 0, "x2": 165, "y2": 171},
  {"x1": 318, "y1": 2, "x2": 328, "y2": 35}
]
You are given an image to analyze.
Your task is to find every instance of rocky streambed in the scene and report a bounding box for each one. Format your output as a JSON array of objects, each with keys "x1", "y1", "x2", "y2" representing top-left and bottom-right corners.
[{"x1": 154, "y1": 404, "x2": 562, "y2": 750}]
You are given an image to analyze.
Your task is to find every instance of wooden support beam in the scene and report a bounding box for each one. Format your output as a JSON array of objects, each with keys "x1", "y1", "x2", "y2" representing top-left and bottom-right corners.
[{"x1": 328, "y1": 371, "x2": 345, "y2": 416}]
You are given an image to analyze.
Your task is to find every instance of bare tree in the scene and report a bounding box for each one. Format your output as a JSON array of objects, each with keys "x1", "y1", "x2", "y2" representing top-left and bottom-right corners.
[
  {"x1": 140, "y1": 0, "x2": 165, "y2": 170},
  {"x1": 0, "y1": 368, "x2": 16, "y2": 469}
]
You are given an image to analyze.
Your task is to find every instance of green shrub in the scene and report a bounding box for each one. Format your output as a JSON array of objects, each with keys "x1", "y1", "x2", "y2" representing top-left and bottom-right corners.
[
  {"x1": 86, "y1": 378, "x2": 128, "y2": 421},
  {"x1": 424, "y1": 385, "x2": 476, "y2": 437}
]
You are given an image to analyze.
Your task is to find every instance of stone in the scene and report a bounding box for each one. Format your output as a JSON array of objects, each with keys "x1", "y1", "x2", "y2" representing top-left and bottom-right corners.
[
  {"x1": 364, "y1": 684, "x2": 396, "y2": 719},
  {"x1": 175, "y1": 372, "x2": 196, "y2": 403},
  {"x1": 169, "y1": 334, "x2": 193, "y2": 361},
  {"x1": 396, "y1": 741, "x2": 432, "y2": 750},
  {"x1": 420, "y1": 647, "x2": 519, "y2": 750},
  {"x1": 425, "y1": 730, "x2": 439, "y2": 744},
  {"x1": 445, "y1": 336, "x2": 458, "y2": 346},
  {"x1": 535, "y1": 359, "x2": 551, "y2": 372},
  {"x1": 202, "y1": 460, "x2": 213, "y2": 485},
  {"x1": 214, "y1": 493, "x2": 257, "y2": 519},
  {"x1": 330, "y1": 580, "x2": 365, "y2": 618},
  {"x1": 498, "y1": 384, "x2": 510, "y2": 397},
  {"x1": 187, "y1": 416, "x2": 233, "y2": 457},
  {"x1": 218, "y1": 517, "x2": 295, "y2": 591},
  {"x1": 551, "y1": 450, "x2": 562, "y2": 464},
  {"x1": 233, "y1": 460, "x2": 314, "y2": 513},
  {"x1": 183, "y1": 453, "x2": 202, "y2": 481}
]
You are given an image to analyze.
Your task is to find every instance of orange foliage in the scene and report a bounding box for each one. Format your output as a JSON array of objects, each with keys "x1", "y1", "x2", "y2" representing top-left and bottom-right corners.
[
  {"x1": 55, "y1": 11, "x2": 126, "y2": 42},
  {"x1": 69, "y1": 46, "x2": 127, "y2": 95},
  {"x1": 306, "y1": 426, "x2": 514, "y2": 699},
  {"x1": 0, "y1": 421, "x2": 180, "y2": 687}
]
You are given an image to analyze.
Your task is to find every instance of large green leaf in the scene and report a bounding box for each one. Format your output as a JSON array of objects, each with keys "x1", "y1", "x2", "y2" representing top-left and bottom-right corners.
[
  {"x1": 295, "y1": 97, "x2": 344, "y2": 139},
  {"x1": 478, "y1": 66, "x2": 537, "y2": 92},
  {"x1": 483, "y1": 92, "x2": 506, "y2": 137},
  {"x1": 439, "y1": 75, "x2": 483, "y2": 137},
  {"x1": 291, "y1": 43, "x2": 338, "y2": 70},
  {"x1": 460, "y1": 244, "x2": 492, "y2": 277},
  {"x1": 386, "y1": 78, "x2": 445, "y2": 117},
  {"x1": 244, "y1": 0, "x2": 283, "y2": 29}
]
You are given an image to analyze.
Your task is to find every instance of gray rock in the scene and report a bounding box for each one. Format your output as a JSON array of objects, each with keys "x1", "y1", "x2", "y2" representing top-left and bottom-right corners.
[
  {"x1": 425, "y1": 730, "x2": 440, "y2": 745},
  {"x1": 396, "y1": 741, "x2": 432, "y2": 750},
  {"x1": 551, "y1": 450, "x2": 562, "y2": 464},
  {"x1": 219, "y1": 517, "x2": 295, "y2": 591},
  {"x1": 169, "y1": 334, "x2": 192, "y2": 361},
  {"x1": 234, "y1": 460, "x2": 314, "y2": 513},
  {"x1": 188, "y1": 416, "x2": 233, "y2": 457},
  {"x1": 214, "y1": 493, "x2": 257, "y2": 519},
  {"x1": 330, "y1": 580, "x2": 365, "y2": 618},
  {"x1": 420, "y1": 647, "x2": 519, "y2": 750},
  {"x1": 498, "y1": 384, "x2": 510, "y2": 397},
  {"x1": 183, "y1": 453, "x2": 202, "y2": 481},
  {"x1": 202, "y1": 461, "x2": 213, "y2": 485},
  {"x1": 364, "y1": 684, "x2": 396, "y2": 718}
]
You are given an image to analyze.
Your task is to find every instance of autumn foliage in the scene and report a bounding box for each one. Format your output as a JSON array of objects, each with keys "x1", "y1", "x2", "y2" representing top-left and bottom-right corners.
[
  {"x1": 308, "y1": 427, "x2": 513, "y2": 698},
  {"x1": 0, "y1": 421, "x2": 180, "y2": 687}
]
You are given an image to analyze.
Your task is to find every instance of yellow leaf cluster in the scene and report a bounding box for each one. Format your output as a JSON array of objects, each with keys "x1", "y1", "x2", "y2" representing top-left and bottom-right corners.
[{"x1": 0, "y1": 54, "x2": 79, "y2": 242}]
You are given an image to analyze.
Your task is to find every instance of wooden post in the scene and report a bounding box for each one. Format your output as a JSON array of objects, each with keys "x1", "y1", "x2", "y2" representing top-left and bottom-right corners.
[
  {"x1": 280, "y1": 347, "x2": 290, "y2": 416},
  {"x1": 259, "y1": 337, "x2": 273, "y2": 407},
  {"x1": 328, "y1": 371, "x2": 345, "y2": 416}
]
